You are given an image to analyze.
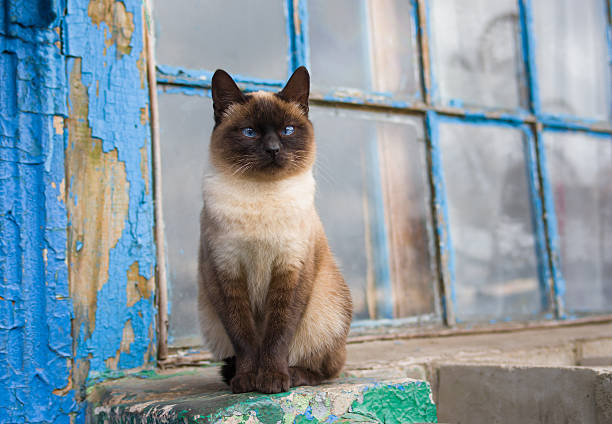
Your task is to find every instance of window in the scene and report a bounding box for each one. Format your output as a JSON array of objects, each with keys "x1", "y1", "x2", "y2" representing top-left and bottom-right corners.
[{"x1": 152, "y1": 0, "x2": 612, "y2": 357}]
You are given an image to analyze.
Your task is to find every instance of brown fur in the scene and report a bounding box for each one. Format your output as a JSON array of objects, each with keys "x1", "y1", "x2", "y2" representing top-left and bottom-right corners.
[{"x1": 198, "y1": 67, "x2": 352, "y2": 394}]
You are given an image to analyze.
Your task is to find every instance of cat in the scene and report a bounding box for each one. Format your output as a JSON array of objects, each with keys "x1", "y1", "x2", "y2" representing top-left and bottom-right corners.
[{"x1": 197, "y1": 66, "x2": 353, "y2": 394}]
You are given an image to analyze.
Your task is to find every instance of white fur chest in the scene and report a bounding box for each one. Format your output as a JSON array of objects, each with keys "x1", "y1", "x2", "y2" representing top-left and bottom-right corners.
[{"x1": 203, "y1": 171, "x2": 316, "y2": 312}]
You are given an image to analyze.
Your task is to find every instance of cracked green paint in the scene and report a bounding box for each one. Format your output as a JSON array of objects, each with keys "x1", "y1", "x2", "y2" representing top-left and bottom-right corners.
[
  {"x1": 90, "y1": 378, "x2": 437, "y2": 423},
  {"x1": 347, "y1": 384, "x2": 437, "y2": 423}
]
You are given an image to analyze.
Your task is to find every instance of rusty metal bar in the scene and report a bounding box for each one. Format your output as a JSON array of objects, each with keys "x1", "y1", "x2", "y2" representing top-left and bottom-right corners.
[{"x1": 144, "y1": 0, "x2": 169, "y2": 362}]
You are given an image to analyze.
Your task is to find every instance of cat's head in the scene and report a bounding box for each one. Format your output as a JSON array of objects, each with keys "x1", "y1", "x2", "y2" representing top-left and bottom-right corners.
[{"x1": 209, "y1": 67, "x2": 315, "y2": 181}]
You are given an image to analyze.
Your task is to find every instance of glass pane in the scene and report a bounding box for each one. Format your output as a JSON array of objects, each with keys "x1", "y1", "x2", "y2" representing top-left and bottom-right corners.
[
  {"x1": 533, "y1": 0, "x2": 611, "y2": 120},
  {"x1": 159, "y1": 92, "x2": 213, "y2": 347},
  {"x1": 429, "y1": 0, "x2": 527, "y2": 109},
  {"x1": 543, "y1": 132, "x2": 612, "y2": 313},
  {"x1": 439, "y1": 122, "x2": 540, "y2": 321},
  {"x1": 308, "y1": 0, "x2": 421, "y2": 97},
  {"x1": 311, "y1": 107, "x2": 435, "y2": 320},
  {"x1": 154, "y1": 0, "x2": 288, "y2": 81}
]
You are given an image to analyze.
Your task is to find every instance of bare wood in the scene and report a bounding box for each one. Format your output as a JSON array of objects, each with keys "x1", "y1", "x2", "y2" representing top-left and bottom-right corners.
[{"x1": 143, "y1": 0, "x2": 169, "y2": 361}]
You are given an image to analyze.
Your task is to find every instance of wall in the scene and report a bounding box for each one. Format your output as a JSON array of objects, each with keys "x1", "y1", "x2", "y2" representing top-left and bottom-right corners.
[{"x1": 0, "y1": 0, "x2": 157, "y2": 421}]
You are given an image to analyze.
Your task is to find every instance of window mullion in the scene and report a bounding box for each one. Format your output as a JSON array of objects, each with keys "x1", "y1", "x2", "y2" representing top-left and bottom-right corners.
[
  {"x1": 522, "y1": 124, "x2": 556, "y2": 316},
  {"x1": 286, "y1": 0, "x2": 309, "y2": 74},
  {"x1": 425, "y1": 111, "x2": 456, "y2": 326},
  {"x1": 517, "y1": 0, "x2": 541, "y2": 116},
  {"x1": 533, "y1": 123, "x2": 567, "y2": 318},
  {"x1": 416, "y1": 0, "x2": 434, "y2": 106}
]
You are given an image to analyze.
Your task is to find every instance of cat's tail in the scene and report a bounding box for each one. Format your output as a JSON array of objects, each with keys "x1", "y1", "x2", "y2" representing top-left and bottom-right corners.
[{"x1": 220, "y1": 356, "x2": 236, "y2": 385}]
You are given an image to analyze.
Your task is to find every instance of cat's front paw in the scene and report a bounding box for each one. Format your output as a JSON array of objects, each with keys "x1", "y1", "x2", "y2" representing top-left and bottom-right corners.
[
  {"x1": 230, "y1": 372, "x2": 257, "y2": 394},
  {"x1": 256, "y1": 370, "x2": 291, "y2": 394}
]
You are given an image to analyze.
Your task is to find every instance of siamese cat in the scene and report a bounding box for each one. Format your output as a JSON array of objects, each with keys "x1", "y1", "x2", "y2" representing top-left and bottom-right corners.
[{"x1": 198, "y1": 67, "x2": 352, "y2": 394}]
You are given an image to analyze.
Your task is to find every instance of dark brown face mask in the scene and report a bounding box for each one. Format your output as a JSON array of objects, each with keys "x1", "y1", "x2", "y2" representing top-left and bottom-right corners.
[{"x1": 209, "y1": 67, "x2": 315, "y2": 181}]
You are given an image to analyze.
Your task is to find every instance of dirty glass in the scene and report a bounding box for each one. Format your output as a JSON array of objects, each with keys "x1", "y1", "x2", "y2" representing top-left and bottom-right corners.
[
  {"x1": 429, "y1": 0, "x2": 527, "y2": 110},
  {"x1": 310, "y1": 106, "x2": 435, "y2": 320},
  {"x1": 159, "y1": 92, "x2": 213, "y2": 347},
  {"x1": 543, "y1": 132, "x2": 612, "y2": 314},
  {"x1": 308, "y1": 0, "x2": 421, "y2": 98},
  {"x1": 439, "y1": 122, "x2": 540, "y2": 321},
  {"x1": 533, "y1": 0, "x2": 611, "y2": 121},
  {"x1": 154, "y1": 0, "x2": 288, "y2": 81}
]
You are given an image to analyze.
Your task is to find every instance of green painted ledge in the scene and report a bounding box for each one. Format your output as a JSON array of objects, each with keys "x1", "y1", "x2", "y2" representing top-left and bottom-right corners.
[{"x1": 87, "y1": 366, "x2": 437, "y2": 423}]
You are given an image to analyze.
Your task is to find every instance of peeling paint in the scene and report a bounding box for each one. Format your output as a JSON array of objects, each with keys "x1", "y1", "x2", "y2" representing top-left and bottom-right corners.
[
  {"x1": 88, "y1": 0, "x2": 135, "y2": 57},
  {"x1": 137, "y1": 48, "x2": 147, "y2": 89},
  {"x1": 66, "y1": 58, "x2": 129, "y2": 346},
  {"x1": 140, "y1": 145, "x2": 150, "y2": 195},
  {"x1": 54, "y1": 115, "x2": 65, "y2": 134},
  {"x1": 89, "y1": 376, "x2": 437, "y2": 423},
  {"x1": 426, "y1": 111, "x2": 456, "y2": 326},
  {"x1": 286, "y1": 0, "x2": 309, "y2": 73},
  {"x1": 61, "y1": 0, "x2": 157, "y2": 406},
  {"x1": 105, "y1": 320, "x2": 135, "y2": 369},
  {"x1": 127, "y1": 262, "x2": 154, "y2": 307},
  {"x1": 140, "y1": 106, "x2": 149, "y2": 125},
  {"x1": 0, "y1": 1, "x2": 78, "y2": 421}
]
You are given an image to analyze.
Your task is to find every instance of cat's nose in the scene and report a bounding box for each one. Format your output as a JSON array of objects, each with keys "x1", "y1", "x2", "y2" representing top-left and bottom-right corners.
[{"x1": 264, "y1": 141, "x2": 280, "y2": 156}]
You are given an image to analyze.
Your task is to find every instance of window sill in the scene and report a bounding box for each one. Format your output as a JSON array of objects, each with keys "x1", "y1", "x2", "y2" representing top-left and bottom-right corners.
[
  {"x1": 159, "y1": 315, "x2": 612, "y2": 369},
  {"x1": 89, "y1": 321, "x2": 611, "y2": 422}
]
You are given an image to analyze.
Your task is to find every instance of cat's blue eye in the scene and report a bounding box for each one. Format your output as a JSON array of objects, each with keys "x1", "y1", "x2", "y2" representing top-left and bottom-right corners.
[
  {"x1": 242, "y1": 127, "x2": 257, "y2": 138},
  {"x1": 282, "y1": 125, "x2": 295, "y2": 136}
]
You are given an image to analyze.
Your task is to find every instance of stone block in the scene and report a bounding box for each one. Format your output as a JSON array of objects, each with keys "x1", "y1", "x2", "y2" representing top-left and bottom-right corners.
[
  {"x1": 437, "y1": 364, "x2": 612, "y2": 424},
  {"x1": 88, "y1": 367, "x2": 437, "y2": 423}
]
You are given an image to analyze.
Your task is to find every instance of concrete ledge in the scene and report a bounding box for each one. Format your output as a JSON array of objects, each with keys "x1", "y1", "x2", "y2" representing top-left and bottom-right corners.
[
  {"x1": 437, "y1": 364, "x2": 612, "y2": 424},
  {"x1": 88, "y1": 367, "x2": 437, "y2": 423}
]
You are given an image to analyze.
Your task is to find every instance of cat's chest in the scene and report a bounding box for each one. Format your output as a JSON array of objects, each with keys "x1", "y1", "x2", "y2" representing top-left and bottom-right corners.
[
  {"x1": 205, "y1": 171, "x2": 314, "y2": 241},
  {"x1": 203, "y1": 172, "x2": 315, "y2": 308}
]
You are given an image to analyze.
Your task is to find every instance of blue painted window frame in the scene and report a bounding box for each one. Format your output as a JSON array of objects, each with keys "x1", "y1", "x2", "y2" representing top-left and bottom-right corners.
[{"x1": 154, "y1": 0, "x2": 612, "y2": 338}]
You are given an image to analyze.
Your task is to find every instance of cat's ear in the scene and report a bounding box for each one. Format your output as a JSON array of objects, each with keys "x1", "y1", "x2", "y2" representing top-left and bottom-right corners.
[
  {"x1": 277, "y1": 66, "x2": 310, "y2": 115},
  {"x1": 211, "y1": 69, "x2": 247, "y2": 125}
]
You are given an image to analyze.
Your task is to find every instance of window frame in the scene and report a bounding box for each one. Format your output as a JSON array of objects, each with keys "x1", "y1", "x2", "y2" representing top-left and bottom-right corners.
[{"x1": 150, "y1": 0, "x2": 612, "y2": 365}]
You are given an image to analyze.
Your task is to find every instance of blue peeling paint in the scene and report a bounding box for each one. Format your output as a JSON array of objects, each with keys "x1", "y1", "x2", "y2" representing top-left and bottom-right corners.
[
  {"x1": 521, "y1": 127, "x2": 553, "y2": 312},
  {"x1": 541, "y1": 125, "x2": 612, "y2": 139},
  {"x1": 604, "y1": 0, "x2": 612, "y2": 121},
  {"x1": 157, "y1": 64, "x2": 285, "y2": 89},
  {"x1": 518, "y1": 0, "x2": 542, "y2": 115},
  {"x1": 0, "y1": 1, "x2": 78, "y2": 422},
  {"x1": 286, "y1": 0, "x2": 309, "y2": 72},
  {"x1": 538, "y1": 114, "x2": 611, "y2": 133},
  {"x1": 534, "y1": 127, "x2": 569, "y2": 319},
  {"x1": 159, "y1": 85, "x2": 210, "y2": 97},
  {"x1": 63, "y1": 0, "x2": 156, "y2": 388},
  {"x1": 425, "y1": 111, "x2": 456, "y2": 324}
]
